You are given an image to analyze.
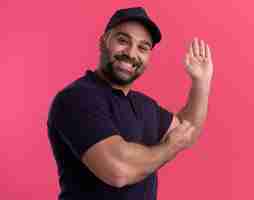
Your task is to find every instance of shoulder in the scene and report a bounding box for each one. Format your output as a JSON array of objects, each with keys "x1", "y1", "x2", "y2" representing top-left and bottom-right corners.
[
  {"x1": 47, "y1": 78, "x2": 109, "y2": 125},
  {"x1": 49, "y1": 77, "x2": 107, "y2": 113},
  {"x1": 60, "y1": 75, "x2": 106, "y2": 99},
  {"x1": 131, "y1": 90, "x2": 157, "y2": 105},
  {"x1": 131, "y1": 90, "x2": 160, "y2": 112}
]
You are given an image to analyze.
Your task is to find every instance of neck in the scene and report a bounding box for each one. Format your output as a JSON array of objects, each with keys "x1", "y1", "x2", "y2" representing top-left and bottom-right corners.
[{"x1": 94, "y1": 68, "x2": 132, "y2": 96}]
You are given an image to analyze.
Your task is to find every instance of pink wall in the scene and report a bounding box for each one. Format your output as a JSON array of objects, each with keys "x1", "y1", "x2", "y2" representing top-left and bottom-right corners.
[{"x1": 1, "y1": 0, "x2": 253, "y2": 199}]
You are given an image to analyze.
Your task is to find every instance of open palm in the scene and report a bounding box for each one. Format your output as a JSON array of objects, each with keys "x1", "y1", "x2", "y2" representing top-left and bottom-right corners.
[{"x1": 184, "y1": 38, "x2": 214, "y2": 82}]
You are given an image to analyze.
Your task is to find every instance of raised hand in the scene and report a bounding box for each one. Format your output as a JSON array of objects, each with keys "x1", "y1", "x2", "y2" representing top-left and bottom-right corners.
[{"x1": 184, "y1": 37, "x2": 214, "y2": 83}]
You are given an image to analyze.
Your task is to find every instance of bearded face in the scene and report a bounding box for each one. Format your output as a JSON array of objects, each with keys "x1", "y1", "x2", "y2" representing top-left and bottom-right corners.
[
  {"x1": 98, "y1": 21, "x2": 153, "y2": 86},
  {"x1": 100, "y1": 44, "x2": 145, "y2": 85}
]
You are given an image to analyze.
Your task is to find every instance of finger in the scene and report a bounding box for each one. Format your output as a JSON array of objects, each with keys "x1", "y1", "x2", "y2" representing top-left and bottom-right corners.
[
  {"x1": 182, "y1": 120, "x2": 191, "y2": 126},
  {"x1": 186, "y1": 125, "x2": 196, "y2": 135},
  {"x1": 199, "y1": 40, "x2": 205, "y2": 57},
  {"x1": 179, "y1": 120, "x2": 192, "y2": 130},
  {"x1": 192, "y1": 37, "x2": 199, "y2": 57},
  {"x1": 188, "y1": 42, "x2": 194, "y2": 57},
  {"x1": 182, "y1": 126, "x2": 194, "y2": 143},
  {"x1": 160, "y1": 132, "x2": 168, "y2": 142},
  {"x1": 205, "y1": 43, "x2": 212, "y2": 59},
  {"x1": 173, "y1": 121, "x2": 189, "y2": 133}
]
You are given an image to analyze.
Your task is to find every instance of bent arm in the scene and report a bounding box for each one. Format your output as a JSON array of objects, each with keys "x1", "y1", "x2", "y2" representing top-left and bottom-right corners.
[
  {"x1": 176, "y1": 80, "x2": 211, "y2": 142},
  {"x1": 82, "y1": 135, "x2": 178, "y2": 188}
]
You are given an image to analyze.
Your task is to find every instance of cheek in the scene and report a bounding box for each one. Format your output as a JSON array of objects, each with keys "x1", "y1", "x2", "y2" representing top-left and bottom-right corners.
[
  {"x1": 135, "y1": 55, "x2": 150, "y2": 73},
  {"x1": 136, "y1": 63, "x2": 147, "y2": 74},
  {"x1": 102, "y1": 47, "x2": 115, "y2": 63},
  {"x1": 108, "y1": 41, "x2": 128, "y2": 55},
  {"x1": 106, "y1": 47, "x2": 120, "y2": 61},
  {"x1": 140, "y1": 54, "x2": 150, "y2": 66}
]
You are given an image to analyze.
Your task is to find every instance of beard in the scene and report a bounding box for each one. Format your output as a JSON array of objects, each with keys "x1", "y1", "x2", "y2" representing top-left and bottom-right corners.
[{"x1": 99, "y1": 47, "x2": 145, "y2": 86}]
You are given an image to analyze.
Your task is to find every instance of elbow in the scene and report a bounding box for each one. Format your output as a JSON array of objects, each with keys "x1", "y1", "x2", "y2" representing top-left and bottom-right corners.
[
  {"x1": 110, "y1": 174, "x2": 127, "y2": 188},
  {"x1": 82, "y1": 154, "x2": 132, "y2": 188},
  {"x1": 110, "y1": 143, "x2": 138, "y2": 188},
  {"x1": 81, "y1": 137, "x2": 138, "y2": 188},
  {"x1": 107, "y1": 163, "x2": 133, "y2": 188}
]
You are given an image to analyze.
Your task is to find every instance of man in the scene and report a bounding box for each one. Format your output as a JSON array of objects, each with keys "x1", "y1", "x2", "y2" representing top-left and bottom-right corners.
[{"x1": 47, "y1": 7, "x2": 213, "y2": 200}]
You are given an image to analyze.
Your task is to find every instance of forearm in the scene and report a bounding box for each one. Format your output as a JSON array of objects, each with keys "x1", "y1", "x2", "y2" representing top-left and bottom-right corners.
[
  {"x1": 121, "y1": 140, "x2": 178, "y2": 185},
  {"x1": 177, "y1": 79, "x2": 211, "y2": 138}
]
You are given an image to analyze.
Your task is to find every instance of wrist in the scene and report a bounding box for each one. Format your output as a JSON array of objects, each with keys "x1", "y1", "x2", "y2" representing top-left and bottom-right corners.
[{"x1": 191, "y1": 78, "x2": 212, "y2": 92}]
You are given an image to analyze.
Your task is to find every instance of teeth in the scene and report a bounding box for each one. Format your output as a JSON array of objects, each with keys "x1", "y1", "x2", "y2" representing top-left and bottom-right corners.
[{"x1": 119, "y1": 62, "x2": 132, "y2": 72}]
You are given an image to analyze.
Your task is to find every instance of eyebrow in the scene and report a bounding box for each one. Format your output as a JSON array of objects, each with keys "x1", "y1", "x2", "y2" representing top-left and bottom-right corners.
[{"x1": 114, "y1": 31, "x2": 152, "y2": 49}]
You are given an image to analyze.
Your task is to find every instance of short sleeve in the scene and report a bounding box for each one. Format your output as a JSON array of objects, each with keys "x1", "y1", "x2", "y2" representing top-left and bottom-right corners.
[
  {"x1": 48, "y1": 87, "x2": 119, "y2": 160},
  {"x1": 156, "y1": 103, "x2": 174, "y2": 141}
]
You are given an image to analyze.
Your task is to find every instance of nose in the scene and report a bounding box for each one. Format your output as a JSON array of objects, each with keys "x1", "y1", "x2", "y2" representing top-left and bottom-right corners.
[{"x1": 125, "y1": 45, "x2": 137, "y2": 61}]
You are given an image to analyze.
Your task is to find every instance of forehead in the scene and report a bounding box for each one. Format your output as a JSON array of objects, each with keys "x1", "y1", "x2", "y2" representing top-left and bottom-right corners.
[{"x1": 109, "y1": 21, "x2": 152, "y2": 45}]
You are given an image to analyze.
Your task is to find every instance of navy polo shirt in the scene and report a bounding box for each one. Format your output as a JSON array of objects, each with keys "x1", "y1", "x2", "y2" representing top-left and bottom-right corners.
[{"x1": 47, "y1": 70, "x2": 173, "y2": 200}]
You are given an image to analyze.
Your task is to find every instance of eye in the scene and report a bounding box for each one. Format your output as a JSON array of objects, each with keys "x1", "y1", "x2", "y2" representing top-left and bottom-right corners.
[
  {"x1": 139, "y1": 45, "x2": 150, "y2": 53},
  {"x1": 117, "y1": 37, "x2": 129, "y2": 45}
]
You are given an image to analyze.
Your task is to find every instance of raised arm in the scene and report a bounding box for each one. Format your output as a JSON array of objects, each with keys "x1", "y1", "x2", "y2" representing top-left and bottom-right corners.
[{"x1": 162, "y1": 38, "x2": 214, "y2": 145}]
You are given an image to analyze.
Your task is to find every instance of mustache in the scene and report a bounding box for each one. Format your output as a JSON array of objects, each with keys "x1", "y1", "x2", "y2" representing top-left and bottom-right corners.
[{"x1": 114, "y1": 54, "x2": 142, "y2": 69}]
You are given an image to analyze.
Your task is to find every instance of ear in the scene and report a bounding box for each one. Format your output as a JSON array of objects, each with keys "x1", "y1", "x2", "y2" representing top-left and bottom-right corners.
[
  {"x1": 99, "y1": 32, "x2": 111, "y2": 52},
  {"x1": 99, "y1": 34, "x2": 105, "y2": 52}
]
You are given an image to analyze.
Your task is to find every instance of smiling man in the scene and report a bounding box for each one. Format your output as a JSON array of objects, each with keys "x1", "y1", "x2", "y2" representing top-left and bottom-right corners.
[{"x1": 47, "y1": 7, "x2": 213, "y2": 200}]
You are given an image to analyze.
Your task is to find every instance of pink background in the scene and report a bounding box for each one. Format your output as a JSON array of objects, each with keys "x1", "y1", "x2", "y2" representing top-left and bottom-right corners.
[{"x1": 1, "y1": 0, "x2": 253, "y2": 199}]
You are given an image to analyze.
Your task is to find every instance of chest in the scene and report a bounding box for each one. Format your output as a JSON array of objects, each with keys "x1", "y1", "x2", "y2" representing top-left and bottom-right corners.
[{"x1": 109, "y1": 96, "x2": 159, "y2": 145}]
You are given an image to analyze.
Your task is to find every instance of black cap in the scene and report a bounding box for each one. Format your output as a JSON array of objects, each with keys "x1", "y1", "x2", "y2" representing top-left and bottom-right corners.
[{"x1": 105, "y1": 7, "x2": 161, "y2": 47}]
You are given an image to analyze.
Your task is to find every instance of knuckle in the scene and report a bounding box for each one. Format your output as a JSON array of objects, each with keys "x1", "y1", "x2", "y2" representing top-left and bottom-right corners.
[{"x1": 183, "y1": 120, "x2": 191, "y2": 126}]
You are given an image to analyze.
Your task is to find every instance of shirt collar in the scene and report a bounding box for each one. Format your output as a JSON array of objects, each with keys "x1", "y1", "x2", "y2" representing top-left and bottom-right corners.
[{"x1": 85, "y1": 70, "x2": 133, "y2": 97}]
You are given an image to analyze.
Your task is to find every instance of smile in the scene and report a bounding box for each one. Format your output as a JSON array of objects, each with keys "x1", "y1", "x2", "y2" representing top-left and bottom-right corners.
[{"x1": 117, "y1": 61, "x2": 134, "y2": 74}]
